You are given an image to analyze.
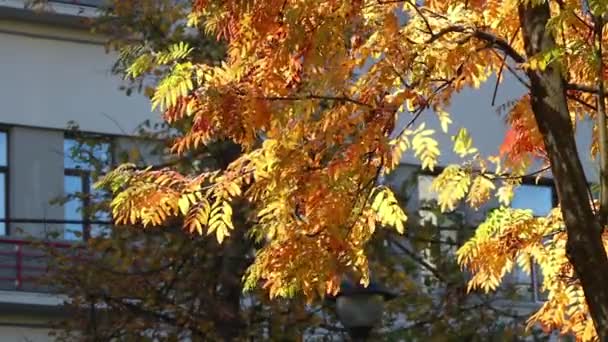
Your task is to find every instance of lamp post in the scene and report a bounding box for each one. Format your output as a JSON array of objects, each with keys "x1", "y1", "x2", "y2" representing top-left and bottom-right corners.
[{"x1": 330, "y1": 280, "x2": 397, "y2": 341}]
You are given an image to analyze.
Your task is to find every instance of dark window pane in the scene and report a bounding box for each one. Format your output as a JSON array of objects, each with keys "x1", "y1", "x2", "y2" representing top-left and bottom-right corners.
[
  {"x1": 511, "y1": 185, "x2": 553, "y2": 216},
  {"x1": 0, "y1": 132, "x2": 6, "y2": 167}
]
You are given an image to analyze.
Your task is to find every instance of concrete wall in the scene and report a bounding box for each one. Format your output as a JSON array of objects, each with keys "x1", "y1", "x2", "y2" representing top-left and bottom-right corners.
[
  {"x1": 8, "y1": 127, "x2": 64, "y2": 238},
  {"x1": 0, "y1": 20, "x2": 158, "y2": 136},
  {"x1": 0, "y1": 290, "x2": 66, "y2": 342},
  {"x1": 396, "y1": 73, "x2": 598, "y2": 182},
  {"x1": 0, "y1": 325, "x2": 51, "y2": 342},
  {"x1": 0, "y1": 16, "x2": 161, "y2": 239}
]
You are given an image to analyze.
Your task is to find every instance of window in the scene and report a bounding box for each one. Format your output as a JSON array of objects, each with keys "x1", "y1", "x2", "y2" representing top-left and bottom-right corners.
[
  {"x1": 507, "y1": 183, "x2": 555, "y2": 302},
  {"x1": 0, "y1": 131, "x2": 6, "y2": 235},
  {"x1": 418, "y1": 173, "x2": 555, "y2": 302},
  {"x1": 415, "y1": 174, "x2": 464, "y2": 287},
  {"x1": 64, "y1": 137, "x2": 112, "y2": 240},
  {"x1": 417, "y1": 174, "x2": 462, "y2": 238},
  {"x1": 511, "y1": 184, "x2": 554, "y2": 217}
]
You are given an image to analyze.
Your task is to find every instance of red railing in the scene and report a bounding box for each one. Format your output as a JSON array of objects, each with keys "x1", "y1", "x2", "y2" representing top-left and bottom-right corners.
[{"x1": 0, "y1": 238, "x2": 76, "y2": 292}]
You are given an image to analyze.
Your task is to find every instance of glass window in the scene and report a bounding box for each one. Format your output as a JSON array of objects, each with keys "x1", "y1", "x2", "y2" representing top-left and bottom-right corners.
[
  {"x1": 417, "y1": 175, "x2": 437, "y2": 205},
  {"x1": 0, "y1": 173, "x2": 5, "y2": 236},
  {"x1": 507, "y1": 183, "x2": 554, "y2": 301},
  {"x1": 0, "y1": 132, "x2": 6, "y2": 167},
  {"x1": 64, "y1": 175, "x2": 84, "y2": 240},
  {"x1": 64, "y1": 137, "x2": 112, "y2": 240},
  {"x1": 511, "y1": 184, "x2": 554, "y2": 216},
  {"x1": 64, "y1": 138, "x2": 111, "y2": 171},
  {"x1": 415, "y1": 174, "x2": 464, "y2": 287}
]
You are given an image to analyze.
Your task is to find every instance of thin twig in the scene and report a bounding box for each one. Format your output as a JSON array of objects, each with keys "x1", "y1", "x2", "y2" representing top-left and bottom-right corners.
[
  {"x1": 488, "y1": 166, "x2": 552, "y2": 181},
  {"x1": 427, "y1": 26, "x2": 526, "y2": 64},
  {"x1": 567, "y1": 94, "x2": 597, "y2": 111},
  {"x1": 487, "y1": 51, "x2": 531, "y2": 90},
  {"x1": 492, "y1": 28, "x2": 521, "y2": 106},
  {"x1": 388, "y1": 235, "x2": 449, "y2": 283},
  {"x1": 259, "y1": 94, "x2": 373, "y2": 108},
  {"x1": 407, "y1": 0, "x2": 434, "y2": 35}
]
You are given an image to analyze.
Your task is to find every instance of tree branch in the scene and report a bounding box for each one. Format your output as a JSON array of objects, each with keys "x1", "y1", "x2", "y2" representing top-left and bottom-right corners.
[
  {"x1": 427, "y1": 26, "x2": 526, "y2": 64},
  {"x1": 406, "y1": 0, "x2": 433, "y2": 35},
  {"x1": 487, "y1": 166, "x2": 551, "y2": 181},
  {"x1": 489, "y1": 50, "x2": 531, "y2": 89},
  {"x1": 492, "y1": 27, "x2": 521, "y2": 106},
  {"x1": 594, "y1": 17, "x2": 608, "y2": 226},
  {"x1": 259, "y1": 94, "x2": 373, "y2": 108},
  {"x1": 566, "y1": 83, "x2": 598, "y2": 93},
  {"x1": 567, "y1": 93, "x2": 597, "y2": 111},
  {"x1": 388, "y1": 235, "x2": 449, "y2": 284}
]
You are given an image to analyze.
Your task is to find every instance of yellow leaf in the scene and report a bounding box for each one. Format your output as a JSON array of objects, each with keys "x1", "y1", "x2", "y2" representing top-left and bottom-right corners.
[
  {"x1": 216, "y1": 224, "x2": 230, "y2": 244},
  {"x1": 452, "y1": 128, "x2": 478, "y2": 158},
  {"x1": 437, "y1": 108, "x2": 452, "y2": 133},
  {"x1": 497, "y1": 183, "x2": 514, "y2": 206},
  {"x1": 178, "y1": 196, "x2": 191, "y2": 215}
]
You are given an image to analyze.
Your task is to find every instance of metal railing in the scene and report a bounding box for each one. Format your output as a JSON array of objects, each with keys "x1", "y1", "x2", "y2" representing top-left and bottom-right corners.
[
  {"x1": 50, "y1": 0, "x2": 107, "y2": 8},
  {"x1": 0, "y1": 218, "x2": 111, "y2": 292},
  {"x1": 0, "y1": 237, "x2": 73, "y2": 292}
]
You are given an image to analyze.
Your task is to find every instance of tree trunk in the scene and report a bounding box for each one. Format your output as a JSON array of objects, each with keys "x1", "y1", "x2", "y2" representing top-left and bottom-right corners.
[
  {"x1": 213, "y1": 142, "x2": 250, "y2": 341},
  {"x1": 518, "y1": 2, "x2": 608, "y2": 338},
  {"x1": 215, "y1": 224, "x2": 250, "y2": 341}
]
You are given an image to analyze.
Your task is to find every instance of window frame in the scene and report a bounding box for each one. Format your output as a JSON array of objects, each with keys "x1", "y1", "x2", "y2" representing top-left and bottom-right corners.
[
  {"x1": 0, "y1": 127, "x2": 8, "y2": 236},
  {"x1": 509, "y1": 182, "x2": 556, "y2": 302},
  {"x1": 63, "y1": 134, "x2": 114, "y2": 241},
  {"x1": 414, "y1": 163, "x2": 558, "y2": 303}
]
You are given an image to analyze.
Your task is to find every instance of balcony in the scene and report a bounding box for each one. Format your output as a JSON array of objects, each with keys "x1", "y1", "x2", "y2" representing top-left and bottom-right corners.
[
  {"x1": 0, "y1": 238, "x2": 72, "y2": 292},
  {"x1": 0, "y1": 219, "x2": 109, "y2": 293}
]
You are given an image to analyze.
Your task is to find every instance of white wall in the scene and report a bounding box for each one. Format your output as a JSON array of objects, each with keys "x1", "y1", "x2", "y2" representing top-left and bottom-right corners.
[
  {"x1": 0, "y1": 326, "x2": 52, "y2": 342},
  {"x1": 0, "y1": 20, "x2": 158, "y2": 136},
  {"x1": 396, "y1": 73, "x2": 598, "y2": 182},
  {"x1": 8, "y1": 127, "x2": 64, "y2": 237}
]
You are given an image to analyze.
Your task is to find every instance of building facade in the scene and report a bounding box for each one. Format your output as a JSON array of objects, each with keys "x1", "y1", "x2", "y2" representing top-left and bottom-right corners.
[{"x1": 0, "y1": 1, "x2": 156, "y2": 340}]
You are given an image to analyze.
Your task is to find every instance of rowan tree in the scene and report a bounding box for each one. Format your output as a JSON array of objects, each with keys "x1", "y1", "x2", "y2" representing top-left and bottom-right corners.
[
  {"x1": 35, "y1": 0, "x2": 608, "y2": 340},
  {"x1": 45, "y1": 130, "x2": 539, "y2": 341},
  {"x1": 22, "y1": 2, "x2": 535, "y2": 340}
]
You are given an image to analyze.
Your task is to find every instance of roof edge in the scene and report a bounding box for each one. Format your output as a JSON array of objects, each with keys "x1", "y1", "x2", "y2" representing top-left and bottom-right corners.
[{"x1": 0, "y1": 0, "x2": 102, "y2": 29}]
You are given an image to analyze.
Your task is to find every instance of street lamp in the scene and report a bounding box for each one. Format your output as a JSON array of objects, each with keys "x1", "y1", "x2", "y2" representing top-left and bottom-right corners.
[{"x1": 329, "y1": 279, "x2": 397, "y2": 341}]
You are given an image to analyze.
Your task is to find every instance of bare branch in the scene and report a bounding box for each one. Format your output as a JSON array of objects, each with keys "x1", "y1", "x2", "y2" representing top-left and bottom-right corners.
[
  {"x1": 492, "y1": 28, "x2": 521, "y2": 106},
  {"x1": 406, "y1": 0, "x2": 434, "y2": 35},
  {"x1": 487, "y1": 166, "x2": 552, "y2": 181},
  {"x1": 259, "y1": 94, "x2": 373, "y2": 108},
  {"x1": 566, "y1": 83, "x2": 598, "y2": 93},
  {"x1": 487, "y1": 50, "x2": 531, "y2": 89},
  {"x1": 427, "y1": 25, "x2": 526, "y2": 64},
  {"x1": 388, "y1": 235, "x2": 449, "y2": 283}
]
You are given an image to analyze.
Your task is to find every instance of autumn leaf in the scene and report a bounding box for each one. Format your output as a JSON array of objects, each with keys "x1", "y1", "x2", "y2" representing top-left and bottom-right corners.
[{"x1": 99, "y1": 1, "x2": 608, "y2": 338}]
